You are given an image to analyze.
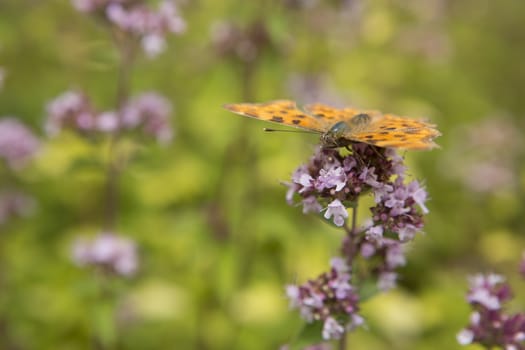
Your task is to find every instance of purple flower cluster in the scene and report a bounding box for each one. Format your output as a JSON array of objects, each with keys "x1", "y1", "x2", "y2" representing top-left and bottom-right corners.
[
  {"x1": 72, "y1": 0, "x2": 127, "y2": 12},
  {"x1": 355, "y1": 236, "x2": 407, "y2": 291},
  {"x1": 281, "y1": 344, "x2": 331, "y2": 350},
  {"x1": 286, "y1": 144, "x2": 426, "y2": 237},
  {"x1": 457, "y1": 274, "x2": 525, "y2": 349},
  {"x1": 46, "y1": 91, "x2": 173, "y2": 143},
  {"x1": 444, "y1": 117, "x2": 523, "y2": 194},
  {"x1": 0, "y1": 190, "x2": 36, "y2": 225},
  {"x1": 368, "y1": 176, "x2": 427, "y2": 242},
  {"x1": 286, "y1": 257, "x2": 363, "y2": 340},
  {"x1": 0, "y1": 118, "x2": 40, "y2": 170},
  {"x1": 210, "y1": 20, "x2": 273, "y2": 62},
  {"x1": 72, "y1": 232, "x2": 138, "y2": 277},
  {"x1": 287, "y1": 73, "x2": 345, "y2": 107},
  {"x1": 285, "y1": 143, "x2": 432, "y2": 342},
  {"x1": 72, "y1": 0, "x2": 186, "y2": 57}
]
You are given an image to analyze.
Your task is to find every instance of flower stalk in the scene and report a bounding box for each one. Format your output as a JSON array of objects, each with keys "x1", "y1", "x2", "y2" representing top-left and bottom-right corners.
[{"x1": 285, "y1": 144, "x2": 431, "y2": 346}]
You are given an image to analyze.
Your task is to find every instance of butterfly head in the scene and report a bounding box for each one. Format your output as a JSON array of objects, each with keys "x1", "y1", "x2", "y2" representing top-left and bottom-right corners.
[{"x1": 320, "y1": 121, "x2": 353, "y2": 148}]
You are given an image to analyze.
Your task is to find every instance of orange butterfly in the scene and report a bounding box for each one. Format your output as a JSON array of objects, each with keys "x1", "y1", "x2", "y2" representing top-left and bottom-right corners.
[{"x1": 224, "y1": 100, "x2": 441, "y2": 150}]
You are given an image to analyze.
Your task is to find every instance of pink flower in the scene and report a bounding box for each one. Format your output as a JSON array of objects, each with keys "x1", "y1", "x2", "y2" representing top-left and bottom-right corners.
[
  {"x1": 45, "y1": 91, "x2": 95, "y2": 136},
  {"x1": 121, "y1": 92, "x2": 173, "y2": 143},
  {"x1": 324, "y1": 199, "x2": 348, "y2": 227},
  {"x1": 72, "y1": 232, "x2": 138, "y2": 277},
  {"x1": 0, "y1": 118, "x2": 40, "y2": 170}
]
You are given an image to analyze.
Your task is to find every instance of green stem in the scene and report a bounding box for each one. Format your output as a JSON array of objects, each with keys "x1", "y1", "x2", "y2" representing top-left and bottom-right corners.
[
  {"x1": 103, "y1": 137, "x2": 118, "y2": 231},
  {"x1": 103, "y1": 33, "x2": 135, "y2": 231}
]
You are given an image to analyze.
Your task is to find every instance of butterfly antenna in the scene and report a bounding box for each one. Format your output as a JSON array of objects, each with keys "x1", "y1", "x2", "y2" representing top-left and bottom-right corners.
[{"x1": 263, "y1": 128, "x2": 320, "y2": 135}]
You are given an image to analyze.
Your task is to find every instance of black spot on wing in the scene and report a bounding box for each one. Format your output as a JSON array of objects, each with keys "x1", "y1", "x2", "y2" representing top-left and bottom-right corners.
[
  {"x1": 292, "y1": 120, "x2": 301, "y2": 125},
  {"x1": 270, "y1": 116, "x2": 284, "y2": 123}
]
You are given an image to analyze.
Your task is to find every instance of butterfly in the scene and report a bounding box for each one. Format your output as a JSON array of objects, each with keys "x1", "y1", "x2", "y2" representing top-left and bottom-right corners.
[{"x1": 223, "y1": 100, "x2": 441, "y2": 150}]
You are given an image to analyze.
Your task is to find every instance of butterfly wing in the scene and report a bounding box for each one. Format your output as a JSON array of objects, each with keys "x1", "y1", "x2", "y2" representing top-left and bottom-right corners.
[
  {"x1": 223, "y1": 100, "x2": 327, "y2": 133},
  {"x1": 303, "y1": 103, "x2": 347, "y2": 122},
  {"x1": 225, "y1": 100, "x2": 441, "y2": 150},
  {"x1": 344, "y1": 112, "x2": 442, "y2": 150}
]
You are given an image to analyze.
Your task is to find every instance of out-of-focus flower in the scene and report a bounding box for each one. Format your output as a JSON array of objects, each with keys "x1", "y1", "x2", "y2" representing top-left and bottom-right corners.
[
  {"x1": 72, "y1": 0, "x2": 185, "y2": 58},
  {"x1": 210, "y1": 20, "x2": 273, "y2": 62},
  {"x1": 280, "y1": 343, "x2": 332, "y2": 350},
  {"x1": 0, "y1": 118, "x2": 40, "y2": 170},
  {"x1": 458, "y1": 273, "x2": 525, "y2": 349},
  {"x1": 286, "y1": 257, "x2": 362, "y2": 340},
  {"x1": 106, "y1": 1, "x2": 186, "y2": 57},
  {"x1": 283, "y1": 0, "x2": 359, "y2": 11},
  {"x1": 121, "y1": 92, "x2": 173, "y2": 143},
  {"x1": 72, "y1": 232, "x2": 138, "y2": 277},
  {"x1": 45, "y1": 91, "x2": 96, "y2": 136},
  {"x1": 396, "y1": 26, "x2": 451, "y2": 63},
  {"x1": 444, "y1": 116, "x2": 523, "y2": 194},
  {"x1": 96, "y1": 111, "x2": 120, "y2": 133},
  {"x1": 0, "y1": 190, "x2": 36, "y2": 225},
  {"x1": 72, "y1": 0, "x2": 128, "y2": 13},
  {"x1": 45, "y1": 91, "x2": 173, "y2": 144},
  {"x1": 287, "y1": 73, "x2": 345, "y2": 107}
]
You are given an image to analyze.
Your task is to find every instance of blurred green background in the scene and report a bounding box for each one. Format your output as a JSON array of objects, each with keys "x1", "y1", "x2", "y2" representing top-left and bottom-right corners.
[{"x1": 1, "y1": 0, "x2": 525, "y2": 349}]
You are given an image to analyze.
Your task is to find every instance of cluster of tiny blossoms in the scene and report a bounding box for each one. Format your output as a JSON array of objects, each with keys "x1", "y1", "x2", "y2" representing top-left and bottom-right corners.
[
  {"x1": 46, "y1": 91, "x2": 173, "y2": 143},
  {"x1": 210, "y1": 20, "x2": 273, "y2": 63},
  {"x1": 457, "y1": 273, "x2": 525, "y2": 349},
  {"x1": 286, "y1": 257, "x2": 363, "y2": 340},
  {"x1": 72, "y1": 232, "x2": 138, "y2": 277},
  {"x1": 285, "y1": 143, "x2": 430, "y2": 340},
  {"x1": 286, "y1": 143, "x2": 427, "y2": 241},
  {"x1": 0, "y1": 70, "x2": 39, "y2": 226},
  {"x1": 72, "y1": 0, "x2": 186, "y2": 57},
  {"x1": 0, "y1": 118, "x2": 40, "y2": 170}
]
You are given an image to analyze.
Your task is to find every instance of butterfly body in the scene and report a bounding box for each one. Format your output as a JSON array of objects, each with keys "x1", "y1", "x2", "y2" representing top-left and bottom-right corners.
[
  {"x1": 321, "y1": 121, "x2": 355, "y2": 148},
  {"x1": 223, "y1": 100, "x2": 441, "y2": 150}
]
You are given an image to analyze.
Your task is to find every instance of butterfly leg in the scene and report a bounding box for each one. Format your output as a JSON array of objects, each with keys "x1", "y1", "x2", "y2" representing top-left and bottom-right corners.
[{"x1": 370, "y1": 146, "x2": 386, "y2": 160}]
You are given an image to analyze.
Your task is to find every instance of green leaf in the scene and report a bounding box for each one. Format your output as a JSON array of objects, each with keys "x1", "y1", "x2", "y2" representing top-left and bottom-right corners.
[
  {"x1": 287, "y1": 321, "x2": 325, "y2": 350},
  {"x1": 359, "y1": 279, "x2": 380, "y2": 301}
]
